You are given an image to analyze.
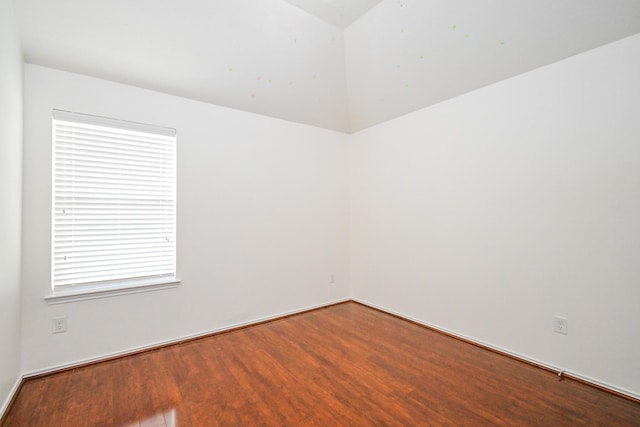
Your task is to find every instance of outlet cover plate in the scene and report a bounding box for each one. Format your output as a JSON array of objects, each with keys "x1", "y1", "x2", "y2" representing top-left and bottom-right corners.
[
  {"x1": 553, "y1": 316, "x2": 568, "y2": 335},
  {"x1": 52, "y1": 316, "x2": 67, "y2": 334}
]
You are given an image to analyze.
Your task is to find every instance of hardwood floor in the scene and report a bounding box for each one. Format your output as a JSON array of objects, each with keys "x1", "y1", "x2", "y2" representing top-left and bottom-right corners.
[{"x1": 3, "y1": 301, "x2": 640, "y2": 426}]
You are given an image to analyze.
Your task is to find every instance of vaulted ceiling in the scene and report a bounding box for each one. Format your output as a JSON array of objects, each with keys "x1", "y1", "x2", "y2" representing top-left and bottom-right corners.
[{"x1": 12, "y1": 0, "x2": 640, "y2": 133}]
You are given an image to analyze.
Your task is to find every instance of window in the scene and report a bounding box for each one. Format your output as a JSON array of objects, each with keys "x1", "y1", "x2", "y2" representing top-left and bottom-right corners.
[{"x1": 51, "y1": 110, "x2": 177, "y2": 297}]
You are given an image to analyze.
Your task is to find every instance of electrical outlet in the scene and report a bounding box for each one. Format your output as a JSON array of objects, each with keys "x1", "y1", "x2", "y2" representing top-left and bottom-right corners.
[
  {"x1": 553, "y1": 316, "x2": 568, "y2": 335},
  {"x1": 330, "y1": 274, "x2": 335, "y2": 284},
  {"x1": 52, "y1": 316, "x2": 67, "y2": 334}
]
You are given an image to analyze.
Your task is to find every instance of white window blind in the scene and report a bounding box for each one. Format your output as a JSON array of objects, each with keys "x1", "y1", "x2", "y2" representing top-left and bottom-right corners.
[{"x1": 52, "y1": 110, "x2": 176, "y2": 291}]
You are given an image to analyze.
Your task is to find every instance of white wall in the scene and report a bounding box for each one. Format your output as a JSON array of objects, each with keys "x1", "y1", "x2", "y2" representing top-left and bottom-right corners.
[
  {"x1": 0, "y1": 0, "x2": 23, "y2": 413},
  {"x1": 350, "y1": 34, "x2": 640, "y2": 397},
  {"x1": 21, "y1": 65, "x2": 350, "y2": 373}
]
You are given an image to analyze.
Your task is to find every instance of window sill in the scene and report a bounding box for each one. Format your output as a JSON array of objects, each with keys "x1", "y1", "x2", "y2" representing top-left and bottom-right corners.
[{"x1": 44, "y1": 277, "x2": 180, "y2": 305}]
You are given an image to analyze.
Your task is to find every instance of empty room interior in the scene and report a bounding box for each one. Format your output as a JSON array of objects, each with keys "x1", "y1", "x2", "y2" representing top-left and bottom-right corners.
[{"x1": 1, "y1": 0, "x2": 640, "y2": 425}]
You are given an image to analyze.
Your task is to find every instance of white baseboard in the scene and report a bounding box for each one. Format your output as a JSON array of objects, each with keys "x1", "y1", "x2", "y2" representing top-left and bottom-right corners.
[
  {"x1": 353, "y1": 298, "x2": 640, "y2": 402},
  {"x1": 24, "y1": 297, "x2": 351, "y2": 379},
  {"x1": 0, "y1": 374, "x2": 24, "y2": 421}
]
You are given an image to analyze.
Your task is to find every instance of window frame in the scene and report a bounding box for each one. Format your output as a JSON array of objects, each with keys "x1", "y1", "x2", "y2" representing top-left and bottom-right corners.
[{"x1": 46, "y1": 110, "x2": 179, "y2": 304}]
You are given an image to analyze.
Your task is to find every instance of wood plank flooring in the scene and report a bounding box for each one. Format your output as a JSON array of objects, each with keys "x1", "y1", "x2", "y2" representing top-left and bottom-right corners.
[{"x1": 3, "y1": 301, "x2": 640, "y2": 426}]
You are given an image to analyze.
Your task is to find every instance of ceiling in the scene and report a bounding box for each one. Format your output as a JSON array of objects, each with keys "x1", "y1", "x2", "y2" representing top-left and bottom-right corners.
[
  {"x1": 283, "y1": 0, "x2": 383, "y2": 28},
  {"x1": 12, "y1": 0, "x2": 640, "y2": 133}
]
